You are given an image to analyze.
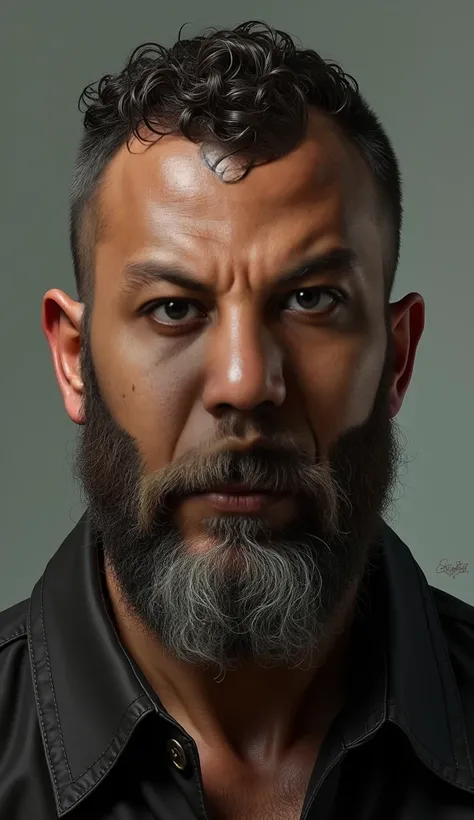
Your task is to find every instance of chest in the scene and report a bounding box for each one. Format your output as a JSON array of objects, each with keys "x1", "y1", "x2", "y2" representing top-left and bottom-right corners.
[
  {"x1": 204, "y1": 787, "x2": 306, "y2": 820},
  {"x1": 201, "y1": 761, "x2": 312, "y2": 820}
]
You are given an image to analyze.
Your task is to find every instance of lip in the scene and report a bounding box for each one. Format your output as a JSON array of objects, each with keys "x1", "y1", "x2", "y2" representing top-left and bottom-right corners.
[{"x1": 190, "y1": 488, "x2": 288, "y2": 513}]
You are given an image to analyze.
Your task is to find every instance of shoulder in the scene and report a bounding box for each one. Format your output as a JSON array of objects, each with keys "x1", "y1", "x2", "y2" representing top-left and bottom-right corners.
[
  {"x1": 431, "y1": 585, "x2": 474, "y2": 635},
  {"x1": 0, "y1": 598, "x2": 30, "y2": 691},
  {"x1": 430, "y1": 585, "x2": 474, "y2": 735},
  {"x1": 0, "y1": 597, "x2": 33, "y2": 732},
  {"x1": 431, "y1": 585, "x2": 474, "y2": 662},
  {"x1": 0, "y1": 598, "x2": 54, "y2": 815},
  {"x1": 0, "y1": 598, "x2": 31, "y2": 700},
  {"x1": 0, "y1": 598, "x2": 29, "y2": 650}
]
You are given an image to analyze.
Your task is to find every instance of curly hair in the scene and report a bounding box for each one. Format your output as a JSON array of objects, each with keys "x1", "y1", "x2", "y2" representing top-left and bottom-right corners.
[{"x1": 70, "y1": 20, "x2": 402, "y2": 305}]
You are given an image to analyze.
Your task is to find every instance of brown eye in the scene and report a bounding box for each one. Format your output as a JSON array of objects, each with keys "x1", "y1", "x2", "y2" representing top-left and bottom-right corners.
[
  {"x1": 145, "y1": 299, "x2": 205, "y2": 324},
  {"x1": 284, "y1": 287, "x2": 343, "y2": 313}
]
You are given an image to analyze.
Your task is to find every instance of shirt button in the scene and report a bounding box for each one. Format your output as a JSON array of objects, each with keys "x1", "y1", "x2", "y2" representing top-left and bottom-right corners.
[{"x1": 167, "y1": 738, "x2": 188, "y2": 772}]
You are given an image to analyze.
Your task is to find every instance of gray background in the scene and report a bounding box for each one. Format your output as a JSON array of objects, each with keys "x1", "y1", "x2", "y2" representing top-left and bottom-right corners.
[{"x1": 1, "y1": 0, "x2": 473, "y2": 610}]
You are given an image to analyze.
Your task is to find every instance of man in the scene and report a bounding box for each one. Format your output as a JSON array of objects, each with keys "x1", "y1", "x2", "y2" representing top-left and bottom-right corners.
[{"x1": 0, "y1": 19, "x2": 473, "y2": 819}]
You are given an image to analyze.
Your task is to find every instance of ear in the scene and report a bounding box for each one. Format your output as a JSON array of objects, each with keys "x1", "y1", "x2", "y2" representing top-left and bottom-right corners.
[
  {"x1": 387, "y1": 292, "x2": 425, "y2": 418},
  {"x1": 42, "y1": 289, "x2": 85, "y2": 424}
]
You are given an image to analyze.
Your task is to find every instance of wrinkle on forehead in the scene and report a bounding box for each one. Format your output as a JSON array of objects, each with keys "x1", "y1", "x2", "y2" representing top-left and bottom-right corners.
[{"x1": 97, "y1": 110, "x2": 380, "y2": 284}]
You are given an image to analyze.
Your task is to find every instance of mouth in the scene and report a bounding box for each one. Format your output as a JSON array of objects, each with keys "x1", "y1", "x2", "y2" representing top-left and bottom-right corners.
[{"x1": 186, "y1": 484, "x2": 290, "y2": 514}]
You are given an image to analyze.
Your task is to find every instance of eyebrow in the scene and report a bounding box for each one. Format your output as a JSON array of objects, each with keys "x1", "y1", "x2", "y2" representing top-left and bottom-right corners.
[{"x1": 122, "y1": 246, "x2": 359, "y2": 295}]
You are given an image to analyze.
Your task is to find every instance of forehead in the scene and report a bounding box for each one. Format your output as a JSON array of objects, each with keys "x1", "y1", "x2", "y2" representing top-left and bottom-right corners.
[{"x1": 97, "y1": 110, "x2": 382, "y2": 286}]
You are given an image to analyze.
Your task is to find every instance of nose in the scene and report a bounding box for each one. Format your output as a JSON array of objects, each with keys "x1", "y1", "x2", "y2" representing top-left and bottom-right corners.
[{"x1": 202, "y1": 305, "x2": 287, "y2": 415}]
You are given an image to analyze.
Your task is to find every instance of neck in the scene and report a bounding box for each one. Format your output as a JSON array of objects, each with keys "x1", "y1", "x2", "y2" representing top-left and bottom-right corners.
[{"x1": 105, "y1": 564, "x2": 359, "y2": 767}]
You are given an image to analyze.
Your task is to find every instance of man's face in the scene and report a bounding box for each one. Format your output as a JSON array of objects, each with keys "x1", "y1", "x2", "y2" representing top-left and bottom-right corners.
[{"x1": 72, "y1": 111, "x2": 410, "y2": 674}]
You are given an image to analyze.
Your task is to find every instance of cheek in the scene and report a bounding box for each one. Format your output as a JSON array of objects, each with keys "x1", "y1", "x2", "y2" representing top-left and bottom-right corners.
[
  {"x1": 294, "y1": 335, "x2": 385, "y2": 451},
  {"x1": 91, "y1": 326, "x2": 200, "y2": 471},
  {"x1": 129, "y1": 368, "x2": 195, "y2": 471}
]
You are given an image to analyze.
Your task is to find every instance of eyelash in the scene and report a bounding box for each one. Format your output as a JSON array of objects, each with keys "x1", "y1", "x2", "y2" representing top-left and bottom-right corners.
[{"x1": 140, "y1": 287, "x2": 348, "y2": 325}]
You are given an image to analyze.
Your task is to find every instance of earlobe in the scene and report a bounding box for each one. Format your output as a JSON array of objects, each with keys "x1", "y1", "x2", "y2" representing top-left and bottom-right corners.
[
  {"x1": 388, "y1": 293, "x2": 425, "y2": 418},
  {"x1": 42, "y1": 289, "x2": 86, "y2": 425}
]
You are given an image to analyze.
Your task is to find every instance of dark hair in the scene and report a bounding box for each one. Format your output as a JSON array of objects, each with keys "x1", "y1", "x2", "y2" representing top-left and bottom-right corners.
[{"x1": 70, "y1": 20, "x2": 402, "y2": 306}]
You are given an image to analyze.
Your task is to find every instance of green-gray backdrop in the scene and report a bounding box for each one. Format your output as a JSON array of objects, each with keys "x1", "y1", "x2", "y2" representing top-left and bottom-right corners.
[{"x1": 1, "y1": 0, "x2": 473, "y2": 609}]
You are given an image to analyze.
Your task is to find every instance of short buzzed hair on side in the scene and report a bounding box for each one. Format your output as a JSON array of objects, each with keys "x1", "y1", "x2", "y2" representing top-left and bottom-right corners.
[{"x1": 69, "y1": 20, "x2": 402, "y2": 308}]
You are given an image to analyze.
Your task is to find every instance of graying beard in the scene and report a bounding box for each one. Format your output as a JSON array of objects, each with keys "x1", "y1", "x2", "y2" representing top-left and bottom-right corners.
[{"x1": 138, "y1": 516, "x2": 343, "y2": 680}]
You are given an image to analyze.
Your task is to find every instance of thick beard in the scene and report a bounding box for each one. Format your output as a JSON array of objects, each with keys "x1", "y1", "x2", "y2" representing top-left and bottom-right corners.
[{"x1": 74, "y1": 313, "x2": 401, "y2": 678}]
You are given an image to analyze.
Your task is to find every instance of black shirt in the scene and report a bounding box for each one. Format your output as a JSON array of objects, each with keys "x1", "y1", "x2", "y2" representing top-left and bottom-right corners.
[{"x1": 1, "y1": 511, "x2": 474, "y2": 819}]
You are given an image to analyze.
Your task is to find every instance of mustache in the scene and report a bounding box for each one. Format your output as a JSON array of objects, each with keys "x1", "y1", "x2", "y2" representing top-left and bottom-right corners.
[{"x1": 137, "y1": 434, "x2": 349, "y2": 534}]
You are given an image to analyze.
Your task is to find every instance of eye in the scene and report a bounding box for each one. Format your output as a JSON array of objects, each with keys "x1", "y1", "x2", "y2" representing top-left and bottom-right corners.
[
  {"x1": 143, "y1": 298, "x2": 205, "y2": 325},
  {"x1": 284, "y1": 287, "x2": 344, "y2": 314}
]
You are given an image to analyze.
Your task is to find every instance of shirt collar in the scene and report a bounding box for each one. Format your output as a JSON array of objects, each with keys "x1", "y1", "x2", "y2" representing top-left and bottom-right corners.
[
  {"x1": 28, "y1": 510, "x2": 474, "y2": 814},
  {"x1": 28, "y1": 510, "x2": 156, "y2": 815}
]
